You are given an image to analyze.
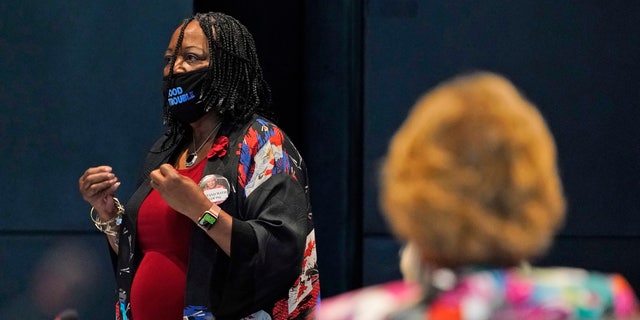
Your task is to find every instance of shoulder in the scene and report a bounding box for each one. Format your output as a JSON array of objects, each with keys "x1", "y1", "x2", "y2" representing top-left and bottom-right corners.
[
  {"x1": 239, "y1": 117, "x2": 288, "y2": 152},
  {"x1": 440, "y1": 267, "x2": 639, "y2": 318},
  {"x1": 236, "y1": 117, "x2": 305, "y2": 195},
  {"x1": 523, "y1": 267, "x2": 638, "y2": 315},
  {"x1": 315, "y1": 281, "x2": 421, "y2": 320},
  {"x1": 236, "y1": 117, "x2": 291, "y2": 166}
]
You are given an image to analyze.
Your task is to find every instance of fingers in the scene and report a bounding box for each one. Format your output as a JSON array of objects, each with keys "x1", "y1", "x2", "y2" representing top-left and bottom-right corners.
[
  {"x1": 79, "y1": 166, "x2": 120, "y2": 201},
  {"x1": 106, "y1": 180, "x2": 122, "y2": 194},
  {"x1": 82, "y1": 173, "x2": 117, "y2": 193},
  {"x1": 150, "y1": 164, "x2": 178, "y2": 189},
  {"x1": 84, "y1": 166, "x2": 112, "y2": 175},
  {"x1": 79, "y1": 166, "x2": 112, "y2": 186},
  {"x1": 149, "y1": 168, "x2": 162, "y2": 188},
  {"x1": 158, "y1": 164, "x2": 177, "y2": 177}
]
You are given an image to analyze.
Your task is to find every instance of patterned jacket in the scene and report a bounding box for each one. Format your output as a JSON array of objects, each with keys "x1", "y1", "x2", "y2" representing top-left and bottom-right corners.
[{"x1": 113, "y1": 115, "x2": 320, "y2": 319}]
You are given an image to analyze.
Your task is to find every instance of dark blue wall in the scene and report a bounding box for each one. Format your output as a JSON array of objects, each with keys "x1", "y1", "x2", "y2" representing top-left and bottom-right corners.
[
  {"x1": 0, "y1": 2, "x2": 191, "y2": 318},
  {"x1": 360, "y1": 0, "x2": 640, "y2": 290}
]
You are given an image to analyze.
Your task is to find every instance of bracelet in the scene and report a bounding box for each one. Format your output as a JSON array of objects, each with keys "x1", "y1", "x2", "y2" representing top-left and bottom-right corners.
[{"x1": 90, "y1": 197, "x2": 124, "y2": 237}]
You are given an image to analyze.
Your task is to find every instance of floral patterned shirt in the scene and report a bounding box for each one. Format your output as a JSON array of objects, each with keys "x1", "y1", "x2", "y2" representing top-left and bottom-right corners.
[{"x1": 316, "y1": 267, "x2": 638, "y2": 320}]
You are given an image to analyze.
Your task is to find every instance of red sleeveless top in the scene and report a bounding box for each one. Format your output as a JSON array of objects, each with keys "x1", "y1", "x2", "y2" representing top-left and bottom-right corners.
[{"x1": 130, "y1": 160, "x2": 205, "y2": 319}]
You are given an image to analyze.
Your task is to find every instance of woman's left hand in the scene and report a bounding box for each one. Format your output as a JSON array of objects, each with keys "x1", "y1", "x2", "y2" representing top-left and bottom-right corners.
[{"x1": 149, "y1": 164, "x2": 210, "y2": 219}]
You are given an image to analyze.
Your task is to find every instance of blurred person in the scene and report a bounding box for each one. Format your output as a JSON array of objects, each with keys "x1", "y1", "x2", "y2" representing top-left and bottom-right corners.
[
  {"x1": 316, "y1": 72, "x2": 638, "y2": 319},
  {"x1": 0, "y1": 241, "x2": 97, "y2": 320},
  {"x1": 78, "y1": 12, "x2": 319, "y2": 319},
  {"x1": 54, "y1": 309, "x2": 79, "y2": 320}
]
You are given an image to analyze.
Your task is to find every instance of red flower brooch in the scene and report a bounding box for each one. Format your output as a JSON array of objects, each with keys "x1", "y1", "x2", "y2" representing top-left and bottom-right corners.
[{"x1": 207, "y1": 136, "x2": 229, "y2": 159}]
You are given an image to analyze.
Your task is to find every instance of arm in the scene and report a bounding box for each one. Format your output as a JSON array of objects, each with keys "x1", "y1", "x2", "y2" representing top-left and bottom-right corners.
[
  {"x1": 148, "y1": 163, "x2": 309, "y2": 302},
  {"x1": 149, "y1": 164, "x2": 233, "y2": 255},
  {"x1": 230, "y1": 173, "x2": 310, "y2": 304},
  {"x1": 78, "y1": 165, "x2": 122, "y2": 253},
  {"x1": 151, "y1": 119, "x2": 313, "y2": 314},
  {"x1": 223, "y1": 119, "x2": 313, "y2": 310}
]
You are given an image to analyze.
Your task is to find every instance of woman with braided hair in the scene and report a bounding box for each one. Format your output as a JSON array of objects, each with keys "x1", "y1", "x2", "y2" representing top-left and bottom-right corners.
[{"x1": 79, "y1": 12, "x2": 320, "y2": 320}]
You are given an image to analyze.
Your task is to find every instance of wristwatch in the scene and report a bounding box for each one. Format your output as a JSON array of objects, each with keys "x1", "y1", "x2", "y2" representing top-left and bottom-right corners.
[{"x1": 197, "y1": 205, "x2": 220, "y2": 230}]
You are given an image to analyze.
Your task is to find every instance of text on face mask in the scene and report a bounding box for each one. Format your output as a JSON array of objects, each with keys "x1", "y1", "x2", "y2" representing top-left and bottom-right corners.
[{"x1": 167, "y1": 87, "x2": 196, "y2": 106}]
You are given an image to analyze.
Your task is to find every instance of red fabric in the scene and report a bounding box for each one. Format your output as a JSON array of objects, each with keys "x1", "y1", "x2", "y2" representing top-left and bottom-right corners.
[
  {"x1": 130, "y1": 160, "x2": 206, "y2": 319},
  {"x1": 207, "y1": 135, "x2": 229, "y2": 159}
]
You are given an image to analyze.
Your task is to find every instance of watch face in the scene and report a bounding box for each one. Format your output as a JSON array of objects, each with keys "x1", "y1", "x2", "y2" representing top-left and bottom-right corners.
[{"x1": 198, "y1": 211, "x2": 217, "y2": 230}]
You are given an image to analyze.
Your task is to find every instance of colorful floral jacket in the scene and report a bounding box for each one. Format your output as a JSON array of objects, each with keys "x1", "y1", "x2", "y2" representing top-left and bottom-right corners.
[
  {"x1": 113, "y1": 115, "x2": 320, "y2": 320},
  {"x1": 316, "y1": 267, "x2": 638, "y2": 320}
]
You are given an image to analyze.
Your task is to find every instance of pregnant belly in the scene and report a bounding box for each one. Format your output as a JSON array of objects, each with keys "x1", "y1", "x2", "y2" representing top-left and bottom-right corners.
[{"x1": 131, "y1": 251, "x2": 187, "y2": 320}]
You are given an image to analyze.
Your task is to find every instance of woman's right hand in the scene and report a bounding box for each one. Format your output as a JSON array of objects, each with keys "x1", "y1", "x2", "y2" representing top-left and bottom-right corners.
[{"x1": 78, "y1": 166, "x2": 121, "y2": 218}]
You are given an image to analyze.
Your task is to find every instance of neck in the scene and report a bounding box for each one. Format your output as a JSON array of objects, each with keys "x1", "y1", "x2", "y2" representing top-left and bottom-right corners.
[{"x1": 190, "y1": 113, "x2": 221, "y2": 146}]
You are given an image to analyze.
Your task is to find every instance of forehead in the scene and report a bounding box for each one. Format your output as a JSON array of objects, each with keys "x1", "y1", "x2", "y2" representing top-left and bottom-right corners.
[{"x1": 168, "y1": 20, "x2": 210, "y2": 50}]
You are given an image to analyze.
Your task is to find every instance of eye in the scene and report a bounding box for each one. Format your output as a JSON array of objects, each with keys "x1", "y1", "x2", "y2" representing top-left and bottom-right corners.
[
  {"x1": 163, "y1": 55, "x2": 173, "y2": 65},
  {"x1": 185, "y1": 53, "x2": 201, "y2": 63}
]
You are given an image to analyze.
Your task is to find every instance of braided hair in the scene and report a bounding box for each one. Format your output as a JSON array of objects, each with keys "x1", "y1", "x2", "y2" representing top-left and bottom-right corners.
[{"x1": 163, "y1": 12, "x2": 272, "y2": 136}]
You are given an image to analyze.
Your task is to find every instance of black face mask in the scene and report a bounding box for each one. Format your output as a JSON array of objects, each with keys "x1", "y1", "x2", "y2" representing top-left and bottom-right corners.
[{"x1": 162, "y1": 68, "x2": 210, "y2": 124}]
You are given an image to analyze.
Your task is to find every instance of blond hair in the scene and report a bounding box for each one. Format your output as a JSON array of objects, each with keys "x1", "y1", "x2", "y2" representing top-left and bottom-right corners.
[{"x1": 381, "y1": 72, "x2": 565, "y2": 268}]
